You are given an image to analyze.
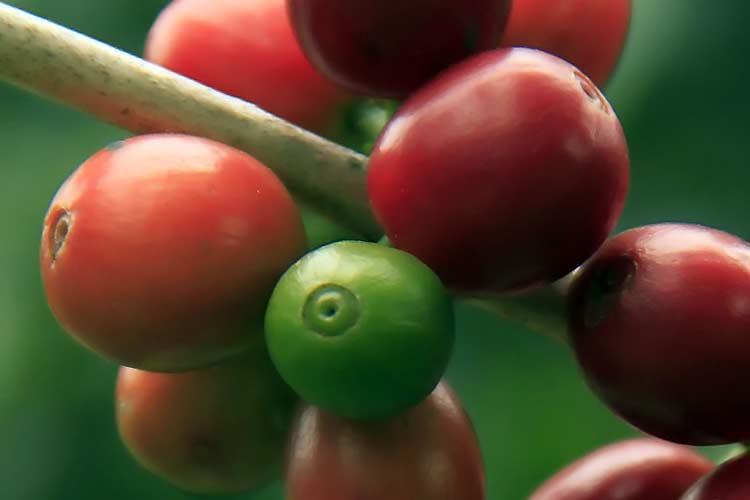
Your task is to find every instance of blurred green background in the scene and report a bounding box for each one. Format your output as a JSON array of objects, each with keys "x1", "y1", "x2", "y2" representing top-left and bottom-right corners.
[{"x1": 1, "y1": 1, "x2": 748, "y2": 499}]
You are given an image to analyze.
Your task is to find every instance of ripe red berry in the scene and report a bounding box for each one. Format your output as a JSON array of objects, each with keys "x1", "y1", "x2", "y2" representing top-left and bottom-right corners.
[
  {"x1": 501, "y1": 0, "x2": 631, "y2": 87},
  {"x1": 529, "y1": 438, "x2": 713, "y2": 500},
  {"x1": 681, "y1": 454, "x2": 750, "y2": 500},
  {"x1": 367, "y1": 48, "x2": 629, "y2": 293},
  {"x1": 285, "y1": 381, "x2": 485, "y2": 500},
  {"x1": 40, "y1": 134, "x2": 306, "y2": 372},
  {"x1": 568, "y1": 224, "x2": 750, "y2": 445},
  {"x1": 145, "y1": 0, "x2": 349, "y2": 132},
  {"x1": 286, "y1": 0, "x2": 512, "y2": 99},
  {"x1": 116, "y1": 342, "x2": 296, "y2": 495}
]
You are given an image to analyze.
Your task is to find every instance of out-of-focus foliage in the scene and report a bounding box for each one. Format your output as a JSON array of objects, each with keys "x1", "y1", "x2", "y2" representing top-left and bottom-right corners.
[{"x1": 0, "y1": 1, "x2": 748, "y2": 499}]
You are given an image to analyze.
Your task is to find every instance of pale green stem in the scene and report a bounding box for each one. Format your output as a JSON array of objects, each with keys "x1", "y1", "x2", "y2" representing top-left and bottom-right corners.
[{"x1": 0, "y1": 2, "x2": 379, "y2": 239}]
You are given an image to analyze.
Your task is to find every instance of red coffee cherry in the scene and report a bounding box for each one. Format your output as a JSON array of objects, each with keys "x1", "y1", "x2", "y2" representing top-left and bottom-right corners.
[
  {"x1": 116, "y1": 342, "x2": 296, "y2": 495},
  {"x1": 530, "y1": 438, "x2": 713, "y2": 500},
  {"x1": 40, "y1": 134, "x2": 306, "y2": 372},
  {"x1": 286, "y1": 0, "x2": 512, "y2": 99},
  {"x1": 681, "y1": 454, "x2": 750, "y2": 500},
  {"x1": 568, "y1": 224, "x2": 750, "y2": 445},
  {"x1": 501, "y1": 0, "x2": 631, "y2": 87},
  {"x1": 145, "y1": 0, "x2": 349, "y2": 132},
  {"x1": 285, "y1": 381, "x2": 485, "y2": 500},
  {"x1": 367, "y1": 48, "x2": 629, "y2": 293}
]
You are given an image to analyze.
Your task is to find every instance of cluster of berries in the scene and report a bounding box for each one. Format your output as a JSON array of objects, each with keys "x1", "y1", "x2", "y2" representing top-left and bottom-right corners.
[{"x1": 36, "y1": 0, "x2": 750, "y2": 498}]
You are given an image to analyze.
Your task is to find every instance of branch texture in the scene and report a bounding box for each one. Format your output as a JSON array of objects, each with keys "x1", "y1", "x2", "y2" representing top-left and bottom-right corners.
[{"x1": 0, "y1": 2, "x2": 380, "y2": 239}]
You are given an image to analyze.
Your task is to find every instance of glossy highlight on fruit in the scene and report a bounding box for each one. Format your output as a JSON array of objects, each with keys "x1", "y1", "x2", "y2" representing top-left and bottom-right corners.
[
  {"x1": 265, "y1": 240, "x2": 454, "y2": 420},
  {"x1": 529, "y1": 438, "x2": 713, "y2": 500},
  {"x1": 116, "y1": 341, "x2": 296, "y2": 495},
  {"x1": 285, "y1": 381, "x2": 485, "y2": 500},
  {"x1": 681, "y1": 453, "x2": 750, "y2": 500},
  {"x1": 501, "y1": 0, "x2": 631, "y2": 87},
  {"x1": 145, "y1": 0, "x2": 349, "y2": 132},
  {"x1": 569, "y1": 224, "x2": 750, "y2": 444},
  {"x1": 41, "y1": 134, "x2": 307, "y2": 372},
  {"x1": 367, "y1": 48, "x2": 629, "y2": 294},
  {"x1": 286, "y1": 0, "x2": 512, "y2": 98}
]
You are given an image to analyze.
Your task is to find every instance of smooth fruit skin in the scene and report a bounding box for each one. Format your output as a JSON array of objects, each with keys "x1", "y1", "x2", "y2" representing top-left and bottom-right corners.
[
  {"x1": 265, "y1": 241, "x2": 454, "y2": 420},
  {"x1": 285, "y1": 381, "x2": 485, "y2": 500},
  {"x1": 145, "y1": 0, "x2": 349, "y2": 133},
  {"x1": 367, "y1": 48, "x2": 629, "y2": 294},
  {"x1": 286, "y1": 0, "x2": 512, "y2": 99},
  {"x1": 568, "y1": 224, "x2": 750, "y2": 445},
  {"x1": 116, "y1": 341, "x2": 296, "y2": 495},
  {"x1": 681, "y1": 454, "x2": 750, "y2": 500},
  {"x1": 529, "y1": 438, "x2": 713, "y2": 500},
  {"x1": 501, "y1": 0, "x2": 631, "y2": 87},
  {"x1": 40, "y1": 134, "x2": 306, "y2": 372}
]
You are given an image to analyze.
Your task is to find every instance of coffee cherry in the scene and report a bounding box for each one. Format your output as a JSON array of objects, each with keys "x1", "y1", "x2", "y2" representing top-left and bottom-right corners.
[
  {"x1": 530, "y1": 438, "x2": 713, "y2": 500},
  {"x1": 681, "y1": 454, "x2": 750, "y2": 500},
  {"x1": 145, "y1": 0, "x2": 349, "y2": 132},
  {"x1": 285, "y1": 381, "x2": 484, "y2": 500},
  {"x1": 501, "y1": 0, "x2": 631, "y2": 87},
  {"x1": 265, "y1": 241, "x2": 454, "y2": 420},
  {"x1": 367, "y1": 48, "x2": 629, "y2": 293},
  {"x1": 116, "y1": 341, "x2": 296, "y2": 495},
  {"x1": 568, "y1": 224, "x2": 750, "y2": 445},
  {"x1": 41, "y1": 134, "x2": 306, "y2": 372},
  {"x1": 286, "y1": 0, "x2": 512, "y2": 99}
]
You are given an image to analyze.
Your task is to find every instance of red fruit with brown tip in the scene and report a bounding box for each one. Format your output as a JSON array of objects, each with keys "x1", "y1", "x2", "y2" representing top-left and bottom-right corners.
[
  {"x1": 285, "y1": 381, "x2": 485, "y2": 500},
  {"x1": 40, "y1": 134, "x2": 307, "y2": 372},
  {"x1": 569, "y1": 224, "x2": 750, "y2": 444},
  {"x1": 367, "y1": 48, "x2": 629, "y2": 293},
  {"x1": 530, "y1": 438, "x2": 713, "y2": 500},
  {"x1": 116, "y1": 343, "x2": 296, "y2": 495},
  {"x1": 286, "y1": 0, "x2": 512, "y2": 99},
  {"x1": 501, "y1": 0, "x2": 631, "y2": 87},
  {"x1": 681, "y1": 454, "x2": 750, "y2": 500},
  {"x1": 145, "y1": 0, "x2": 349, "y2": 132}
]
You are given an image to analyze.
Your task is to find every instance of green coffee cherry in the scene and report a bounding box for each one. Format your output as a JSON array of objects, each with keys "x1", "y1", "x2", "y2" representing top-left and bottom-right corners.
[{"x1": 265, "y1": 241, "x2": 454, "y2": 420}]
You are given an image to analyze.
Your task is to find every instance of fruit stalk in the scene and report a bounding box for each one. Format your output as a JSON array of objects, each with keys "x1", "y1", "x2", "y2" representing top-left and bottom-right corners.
[
  {"x1": 0, "y1": 2, "x2": 570, "y2": 340},
  {"x1": 0, "y1": 2, "x2": 379, "y2": 239},
  {"x1": 464, "y1": 272, "x2": 575, "y2": 343}
]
